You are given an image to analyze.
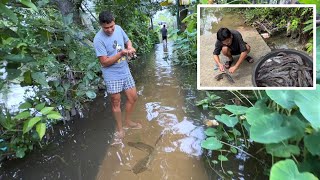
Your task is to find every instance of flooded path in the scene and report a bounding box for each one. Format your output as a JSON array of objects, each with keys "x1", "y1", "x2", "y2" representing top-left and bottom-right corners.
[
  {"x1": 1, "y1": 43, "x2": 208, "y2": 179},
  {"x1": 96, "y1": 43, "x2": 208, "y2": 179}
]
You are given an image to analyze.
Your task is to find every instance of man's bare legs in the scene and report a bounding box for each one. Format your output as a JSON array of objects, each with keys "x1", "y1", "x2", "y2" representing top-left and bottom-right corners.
[
  {"x1": 124, "y1": 87, "x2": 141, "y2": 128},
  {"x1": 222, "y1": 46, "x2": 233, "y2": 62},
  {"x1": 110, "y1": 93, "x2": 124, "y2": 138}
]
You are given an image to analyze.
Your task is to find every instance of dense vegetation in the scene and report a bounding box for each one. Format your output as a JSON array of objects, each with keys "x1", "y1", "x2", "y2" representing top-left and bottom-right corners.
[{"x1": 0, "y1": 0, "x2": 159, "y2": 160}]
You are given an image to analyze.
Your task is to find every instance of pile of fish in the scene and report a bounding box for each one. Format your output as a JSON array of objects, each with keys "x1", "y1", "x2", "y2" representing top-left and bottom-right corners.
[
  {"x1": 214, "y1": 72, "x2": 235, "y2": 83},
  {"x1": 256, "y1": 52, "x2": 313, "y2": 87}
]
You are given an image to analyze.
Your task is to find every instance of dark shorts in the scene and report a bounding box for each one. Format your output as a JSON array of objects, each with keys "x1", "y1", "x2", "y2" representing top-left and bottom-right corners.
[
  {"x1": 229, "y1": 43, "x2": 250, "y2": 55},
  {"x1": 162, "y1": 36, "x2": 167, "y2": 40}
]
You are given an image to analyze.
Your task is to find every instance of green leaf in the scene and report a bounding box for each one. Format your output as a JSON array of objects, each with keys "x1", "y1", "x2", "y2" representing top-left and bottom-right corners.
[
  {"x1": 218, "y1": 155, "x2": 228, "y2": 161},
  {"x1": 31, "y1": 72, "x2": 49, "y2": 87},
  {"x1": 230, "y1": 147, "x2": 237, "y2": 154},
  {"x1": 250, "y1": 113, "x2": 296, "y2": 144},
  {"x1": 6, "y1": 69, "x2": 21, "y2": 80},
  {"x1": 4, "y1": 54, "x2": 34, "y2": 63},
  {"x1": 0, "y1": 3, "x2": 18, "y2": 23},
  {"x1": 18, "y1": 102, "x2": 32, "y2": 109},
  {"x1": 270, "y1": 159, "x2": 318, "y2": 180},
  {"x1": 266, "y1": 143, "x2": 300, "y2": 158},
  {"x1": 304, "y1": 132, "x2": 320, "y2": 156},
  {"x1": 68, "y1": 50, "x2": 76, "y2": 60},
  {"x1": 204, "y1": 128, "x2": 217, "y2": 136},
  {"x1": 245, "y1": 99, "x2": 273, "y2": 125},
  {"x1": 22, "y1": 70, "x2": 32, "y2": 86},
  {"x1": 266, "y1": 90, "x2": 296, "y2": 109},
  {"x1": 201, "y1": 137, "x2": 223, "y2": 150},
  {"x1": 14, "y1": 111, "x2": 30, "y2": 120},
  {"x1": 294, "y1": 86, "x2": 320, "y2": 130},
  {"x1": 47, "y1": 111, "x2": 62, "y2": 120},
  {"x1": 215, "y1": 114, "x2": 238, "y2": 127},
  {"x1": 16, "y1": 148, "x2": 26, "y2": 158},
  {"x1": 19, "y1": 0, "x2": 38, "y2": 12},
  {"x1": 36, "y1": 123, "x2": 46, "y2": 140},
  {"x1": 85, "y1": 90, "x2": 96, "y2": 99},
  {"x1": 23, "y1": 116, "x2": 42, "y2": 133},
  {"x1": 224, "y1": 105, "x2": 248, "y2": 115},
  {"x1": 40, "y1": 107, "x2": 54, "y2": 115},
  {"x1": 35, "y1": 103, "x2": 46, "y2": 111}
]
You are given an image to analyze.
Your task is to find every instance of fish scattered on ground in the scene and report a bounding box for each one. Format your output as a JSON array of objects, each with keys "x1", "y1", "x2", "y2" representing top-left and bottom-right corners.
[
  {"x1": 256, "y1": 52, "x2": 313, "y2": 87},
  {"x1": 214, "y1": 72, "x2": 235, "y2": 84}
]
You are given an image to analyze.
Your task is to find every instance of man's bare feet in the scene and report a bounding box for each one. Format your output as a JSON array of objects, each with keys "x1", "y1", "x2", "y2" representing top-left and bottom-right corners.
[{"x1": 123, "y1": 122, "x2": 142, "y2": 130}]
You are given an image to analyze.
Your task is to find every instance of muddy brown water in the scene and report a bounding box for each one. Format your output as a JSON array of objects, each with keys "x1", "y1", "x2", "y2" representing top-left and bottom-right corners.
[
  {"x1": 0, "y1": 43, "x2": 267, "y2": 180},
  {"x1": 0, "y1": 43, "x2": 208, "y2": 179}
]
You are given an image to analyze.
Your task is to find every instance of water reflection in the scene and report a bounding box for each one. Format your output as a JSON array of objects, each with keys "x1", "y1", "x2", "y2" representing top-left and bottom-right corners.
[{"x1": 95, "y1": 42, "x2": 208, "y2": 179}]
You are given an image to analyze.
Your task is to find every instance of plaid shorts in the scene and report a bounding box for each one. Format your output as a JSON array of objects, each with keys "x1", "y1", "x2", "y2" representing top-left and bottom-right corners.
[{"x1": 105, "y1": 75, "x2": 135, "y2": 94}]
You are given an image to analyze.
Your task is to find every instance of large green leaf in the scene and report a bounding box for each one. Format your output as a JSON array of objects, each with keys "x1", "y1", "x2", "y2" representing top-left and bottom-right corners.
[
  {"x1": 31, "y1": 72, "x2": 49, "y2": 87},
  {"x1": 294, "y1": 86, "x2": 320, "y2": 130},
  {"x1": 23, "y1": 116, "x2": 42, "y2": 133},
  {"x1": 6, "y1": 68, "x2": 21, "y2": 81},
  {"x1": 201, "y1": 137, "x2": 223, "y2": 150},
  {"x1": 245, "y1": 100, "x2": 273, "y2": 125},
  {"x1": 14, "y1": 111, "x2": 30, "y2": 120},
  {"x1": 250, "y1": 113, "x2": 296, "y2": 144},
  {"x1": 40, "y1": 107, "x2": 54, "y2": 115},
  {"x1": 266, "y1": 90, "x2": 296, "y2": 109},
  {"x1": 18, "y1": 102, "x2": 32, "y2": 109},
  {"x1": 224, "y1": 105, "x2": 248, "y2": 115},
  {"x1": 36, "y1": 123, "x2": 46, "y2": 140},
  {"x1": 266, "y1": 143, "x2": 300, "y2": 158},
  {"x1": 0, "y1": 3, "x2": 18, "y2": 23},
  {"x1": 4, "y1": 54, "x2": 34, "y2": 63},
  {"x1": 282, "y1": 115, "x2": 307, "y2": 141},
  {"x1": 304, "y1": 132, "x2": 320, "y2": 156},
  {"x1": 19, "y1": 0, "x2": 38, "y2": 12},
  {"x1": 35, "y1": 103, "x2": 46, "y2": 111},
  {"x1": 270, "y1": 159, "x2": 318, "y2": 180},
  {"x1": 204, "y1": 128, "x2": 217, "y2": 137},
  {"x1": 215, "y1": 114, "x2": 238, "y2": 127},
  {"x1": 46, "y1": 111, "x2": 62, "y2": 120}
]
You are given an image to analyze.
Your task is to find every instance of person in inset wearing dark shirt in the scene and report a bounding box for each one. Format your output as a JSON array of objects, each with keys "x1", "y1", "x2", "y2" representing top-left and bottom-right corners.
[
  {"x1": 160, "y1": 24, "x2": 168, "y2": 45},
  {"x1": 213, "y1": 27, "x2": 254, "y2": 74}
]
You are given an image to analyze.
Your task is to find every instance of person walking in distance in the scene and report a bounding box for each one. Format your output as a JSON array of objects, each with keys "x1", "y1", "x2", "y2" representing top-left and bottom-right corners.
[
  {"x1": 160, "y1": 24, "x2": 168, "y2": 47},
  {"x1": 93, "y1": 11, "x2": 142, "y2": 140}
]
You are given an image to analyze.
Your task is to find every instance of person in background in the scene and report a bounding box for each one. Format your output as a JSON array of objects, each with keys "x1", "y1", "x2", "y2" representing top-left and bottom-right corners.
[{"x1": 160, "y1": 24, "x2": 168, "y2": 46}]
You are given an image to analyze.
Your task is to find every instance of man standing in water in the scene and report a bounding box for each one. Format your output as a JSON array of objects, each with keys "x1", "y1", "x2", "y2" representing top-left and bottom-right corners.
[
  {"x1": 213, "y1": 27, "x2": 254, "y2": 73},
  {"x1": 160, "y1": 24, "x2": 168, "y2": 46},
  {"x1": 93, "y1": 11, "x2": 142, "y2": 140}
]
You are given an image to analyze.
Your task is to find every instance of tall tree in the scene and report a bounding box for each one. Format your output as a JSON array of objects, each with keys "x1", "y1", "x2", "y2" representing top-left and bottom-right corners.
[{"x1": 50, "y1": 0, "x2": 83, "y2": 24}]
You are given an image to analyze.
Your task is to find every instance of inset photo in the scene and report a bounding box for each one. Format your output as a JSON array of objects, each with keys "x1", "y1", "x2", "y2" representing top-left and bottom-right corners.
[{"x1": 197, "y1": 4, "x2": 316, "y2": 90}]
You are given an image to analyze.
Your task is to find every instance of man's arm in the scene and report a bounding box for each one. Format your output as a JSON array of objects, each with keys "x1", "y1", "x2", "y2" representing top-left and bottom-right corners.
[
  {"x1": 213, "y1": 55, "x2": 225, "y2": 72},
  {"x1": 98, "y1": 50, "x2": 128, "y2": 67},
  {"x1": 229, "y1": 50, "x2": 248, "y2": 73}
]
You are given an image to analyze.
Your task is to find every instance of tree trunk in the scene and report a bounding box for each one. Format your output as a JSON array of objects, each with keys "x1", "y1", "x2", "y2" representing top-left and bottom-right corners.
[
  {"x1": 50, "y1": 0, "x2": 83, "y2": 25},
  {"x1": 150, "y1": 16, "x2": 153, "y2": 30}
]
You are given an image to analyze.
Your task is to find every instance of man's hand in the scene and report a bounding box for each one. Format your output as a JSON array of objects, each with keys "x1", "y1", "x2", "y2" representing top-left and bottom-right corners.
[
  {"x1": 229, "y1": 65, "x2": 238, "y2": 73},
  {"x1": 218, "y1": 63, "x2": 225, "y2": 72},
  {"x1": 127, "y1": 47, "x2": 136, "y2": 57},
  {"x1": 120, "y1": 49, "x2": 129, "y2": 56}
]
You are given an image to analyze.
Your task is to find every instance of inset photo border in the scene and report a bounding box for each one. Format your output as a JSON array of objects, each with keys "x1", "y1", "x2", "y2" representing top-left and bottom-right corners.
[{"x1": 197, "y1": 4, "x2": 316, "y2": 90}]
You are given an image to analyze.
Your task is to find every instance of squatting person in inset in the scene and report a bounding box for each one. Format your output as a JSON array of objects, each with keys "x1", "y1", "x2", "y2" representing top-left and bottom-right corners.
[
  {"x1": 93, "y1": 11, "x2": 142, "y2": 140},
  {"x1": 213, "y1": 27, "x2": 254, "y2": 74}
]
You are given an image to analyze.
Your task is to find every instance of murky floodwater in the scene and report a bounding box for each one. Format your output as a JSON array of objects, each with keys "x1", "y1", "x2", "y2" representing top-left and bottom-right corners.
[
  {"x1": 200, "y1": 8, "x2": 249, "y2": 36},
  {"x1": 0, "y1": 43, "x2": 208, "y2": 179}
]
